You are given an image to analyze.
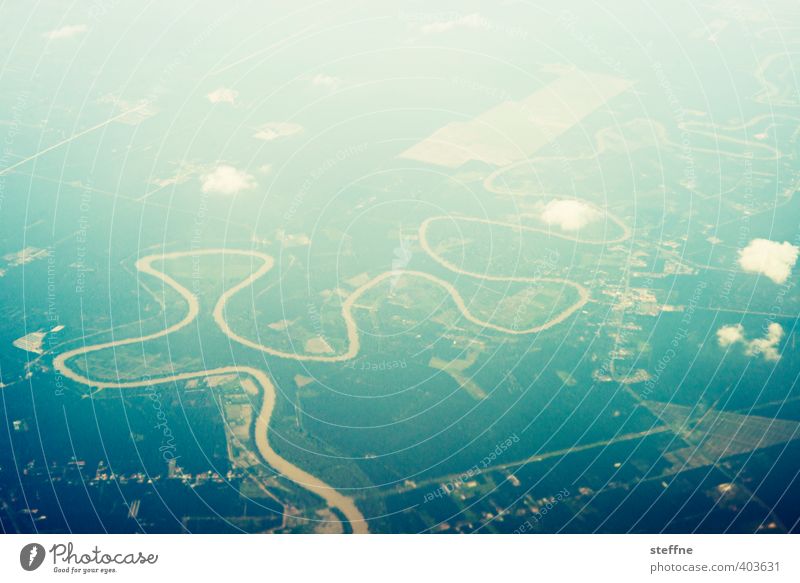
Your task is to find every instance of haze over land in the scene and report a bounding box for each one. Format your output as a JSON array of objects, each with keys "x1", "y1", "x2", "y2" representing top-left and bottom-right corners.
[{"x1": 1, "y1": 0, "x2": 800, "y2": 534}]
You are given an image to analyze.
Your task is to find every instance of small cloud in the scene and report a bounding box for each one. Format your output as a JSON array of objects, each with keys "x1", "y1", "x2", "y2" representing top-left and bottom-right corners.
[
  {"x1": 716, "y1": 324, "x2": 744, "y2": 347},
  {"x1": 717, "y1": 322, "x2": 784, "y2": 362},
  {"x1": 207, "y1": 87, "x2": 238, "y2": 104},
  {"x1": 420, "y1": 13, "x2": 487, "y2": 34},
  {"x1": 745, "y1": 323, "x2": 784, "y2": 362},
  {"x1": 253, "y1": 122, "x2": 303, "y2": 142},
  {"x1": 200, "y1": 165, "x2": 256, "y2": 195},
  {"x1": 738, "y1": 238, "x2": 799, "y2": 284},
  {"x1": 44, "y1": 24, "x2": 88, "y2": 40},
  {"x1": 540, "y1": 199, "x2": 600, "y2": 231},
  {"x1": 310, "y1": 73, "x2": 342, "y2": 90},
  {"x1": 96, "y1": 94, "x2": 158, "y2": 125},
  {"x1": 151, "y1": 162, "x2": 201, "y2": 188}
]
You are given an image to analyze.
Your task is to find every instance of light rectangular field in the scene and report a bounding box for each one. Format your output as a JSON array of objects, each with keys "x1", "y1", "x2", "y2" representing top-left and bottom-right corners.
[{"x1": 400, "y1": 70, "x2": 632, "y2": 168}]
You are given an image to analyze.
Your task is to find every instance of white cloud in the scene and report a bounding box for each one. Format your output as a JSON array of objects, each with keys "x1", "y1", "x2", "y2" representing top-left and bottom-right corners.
[
  {"x1": 540, "y1": 199, "x2": 600, "y2": 231},
  {"x1": 738, "y1": 238, "x2": 799, "y2": 284},
  {"x1": 151, "y1": 162, "x2": 201, "y2": 188},
  {"x1": 207, "y1": 87, "x2": 238, "y2": 104},
  {"x1": 200, "y1": 165, "x2": 256, "y2": 196},
  {"x1": 253, "y1": 122, "x2": 303, "y2": 142},
  {"x1": 310, "y1": 74, "x2": 342, "y2": 90},
  {"x1": 717, "y1": 324, "x2": 744, "y2": 347},
  {"x1": 420, "y1": 13, "x2": 487, "y2": 34},
  {"x1": 96, "y1": 94, "x2": 157, "y2": 125},
  {"x1": 717, "y1": 322, "x2": 784, "y2": 362},
  {"x1": 745, "y1": 322, "x2": 784, "y2": 362},
  {"x1": 44, "y1": 24, "x2": 88, "y2": 40}
]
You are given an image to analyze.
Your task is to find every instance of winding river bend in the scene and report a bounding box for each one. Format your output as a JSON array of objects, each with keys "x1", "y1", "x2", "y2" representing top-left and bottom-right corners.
[
  {"x1": 53, "y1": 208, "x2": 629, "y2": 533},
  {"x1": 53, "y1": 250, "x2": 370, "y2": 533}
]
